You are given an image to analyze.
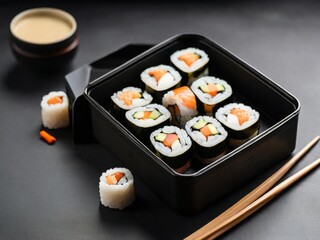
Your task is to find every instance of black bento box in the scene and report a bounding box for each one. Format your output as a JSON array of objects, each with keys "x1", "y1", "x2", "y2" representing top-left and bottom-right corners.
[{"x1": 84, "y1": 34, "x2": 300, "y2": 214}]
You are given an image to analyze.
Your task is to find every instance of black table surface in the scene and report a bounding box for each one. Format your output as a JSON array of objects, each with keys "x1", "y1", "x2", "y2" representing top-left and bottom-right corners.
[{"x1": 1, "y1": 1, "x2": 320, "y2": 239}]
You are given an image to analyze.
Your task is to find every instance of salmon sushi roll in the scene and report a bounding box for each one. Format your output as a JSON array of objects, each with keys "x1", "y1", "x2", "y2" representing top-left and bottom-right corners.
[
  {"x1": 162, "y1": 86, "x2": 198, "y2": 127},
  {"x1": 215, "y1": 103, "x2": 260, "y2": 148},
  {"x1": 140, "y1": 65, "x2": 182, "y2": 103},
  {"x1": 170, "y1": 47, "x2": 209, "y2": 86},
  {"x1": 150, "y1": 126, "x2": 192, "y2": 173}
]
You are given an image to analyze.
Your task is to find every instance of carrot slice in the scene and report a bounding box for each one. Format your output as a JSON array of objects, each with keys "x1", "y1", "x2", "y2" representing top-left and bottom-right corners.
[
  {"x1": 163, "y1": 133, "x2": 179, "y2": 148},
  {"x1": 207, "y1": 83, "x2": 218, "y2": 97},
  {"x1": 39, "y1": 130, "x2": 56, "y2": 144},
  {"x1": 149, "y1": 69, "x2": 168, "y2": 81},
  {"x1": 200, "y1": 125, "x2": 212, "y2": 139},
  {"x1": 47, "y1": 96, "x2": 63, "y2": 105},
  {"x1": 178, "y1": 52, "x2": 200, "y2": 66},
  {"x1": 106, "y1": 172, "x2": 124, "y2": 185},
  {"x1": 142, "y1": 111, "x2": 152, "y2": 119},
  {"x1": 230, "y1": 108, "x2": 250, "y2": 126}
]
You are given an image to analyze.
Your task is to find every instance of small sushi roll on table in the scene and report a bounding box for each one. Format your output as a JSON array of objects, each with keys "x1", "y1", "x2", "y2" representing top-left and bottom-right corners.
[
  {"x1": 162, "y1": 86, "x2": 198, "y2": 127},
  {"x1": 191, "y1": 76, "x2": 232, "y2": 116},
  {"x1": 41, "y1": 91, "x2": 70, "y2": 129},
  {"x1": 125, "y1": 104, "x2": 171, "y2": 144},
  {"x1": 110, "y1": 86, "x2": 152, "y2": 121},
  {"x1": 215, "y1": 103, "x2": 260, "y2": 148},
  {"x1": 150, "y1": 126, "x2": 192, "y2": 173},
  {"x1": 170, "y1": 47, "x2": 209, "y2": 86},
  {"x1": 140, "y1": 65, "x2": 182, "y2": 103},
  {"x1": 185, "y1": 116, "x2": 228, "y2": 164},
  {"x1": 99, "y1": 167, "x2": 135, "y2": 210}
]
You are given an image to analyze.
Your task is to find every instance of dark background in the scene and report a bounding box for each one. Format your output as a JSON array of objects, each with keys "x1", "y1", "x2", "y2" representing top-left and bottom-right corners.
[{"x1": 1, "y1": 1, "x2": 320, "y2": 239}]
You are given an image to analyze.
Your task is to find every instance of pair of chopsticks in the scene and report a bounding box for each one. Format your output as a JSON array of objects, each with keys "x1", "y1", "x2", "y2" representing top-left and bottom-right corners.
[{"x1": 185, "y1": 136, "x2": 320, "y2": 240}]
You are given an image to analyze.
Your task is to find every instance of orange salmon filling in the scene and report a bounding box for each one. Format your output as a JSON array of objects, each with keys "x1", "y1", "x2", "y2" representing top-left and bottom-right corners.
[
  {"x1": 118, "y1": 91, "x2": 141, "y2": 106},
  {"x1": 149, "y1": 69, "x2": 168, "y2": 82},
  {"x1": 163, "y1": 133, "x2": 179, "y2": 148},
  {"x1": 230, "y1": 108, "x2": 250, "y2": 126},
  {"x1": 47, "y1": 96, "x2": 63, "y2": 105},
  {"x1": 173, "y1": 86, "x2": 197, "y2": 110},
  {"x1": 178, "y1": 52, "x2": 200, "y2": 66},
  {"x1": 106, "y1": 172, "x2": 124, "y2": 185}
]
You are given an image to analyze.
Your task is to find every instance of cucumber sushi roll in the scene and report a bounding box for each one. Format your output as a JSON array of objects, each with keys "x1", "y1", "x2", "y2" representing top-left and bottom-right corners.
[
  {"x1": 162, "y1": 86, "x2": 198, "y2": 127},
  {"x1": 150, "y1": 126, "x2": 192, "y2": 173},
  {"x1": 215, "y1": 103, "x2": 260, "y2": 148},
  {"x1": 170, "y1": 47, "x2": 209, "y2": 86},
  {"x1": 191, "y1": 76, "x2": 232, "y2": 116},
  {"x1": 125, "y1": 104, "x2": 171, "y2": 144},
  {"x1": 140, "y1": 65, "x2": 182, "y2": 103},
  {"x1": 111, "y1": 86, "x2": 152, "y2": 121},
  {"x1": 185, "y1": 116, "x2": 228, "y2": 164},
  {"x1": 99, "y1": 167, "x2": 135, "y2": 210}
]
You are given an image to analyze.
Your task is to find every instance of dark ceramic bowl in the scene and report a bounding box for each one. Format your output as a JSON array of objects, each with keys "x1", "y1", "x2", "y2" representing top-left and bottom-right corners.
[{"x1": 10, "y1": 8, "x2": 79, "y2": 70}]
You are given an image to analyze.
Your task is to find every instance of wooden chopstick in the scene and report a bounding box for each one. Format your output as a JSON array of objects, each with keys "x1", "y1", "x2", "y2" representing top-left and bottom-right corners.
[
  {"x1": 196, "y1": 157, "x2": 320, "y2": 240},
  {"x1": 185, "y1": 136, "x2": 320, "y2": 240}
]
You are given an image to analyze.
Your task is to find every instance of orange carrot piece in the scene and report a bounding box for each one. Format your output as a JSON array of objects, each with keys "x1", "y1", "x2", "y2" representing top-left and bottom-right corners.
[
  {"x1": 149, "y1": 69, "x2": 167, "y2": 81},
  {"x1": 200, "y1": 125, "x2": 212, "y2": 139},
  {"x1": 40, "y1": 130, "x2": 56, "y2": 144},
  {"x1": 178, "y1": 52, "x2": 200, "y2": 66},
  {"x1": 47, "y1": 96, "x2": 63, "y2": 105},
  {"x1": 163, "y1": 133, "x2": 179, "y2": 148},
  {"x1": 207, "y1": 83, "x2": 218, "y2": 97},
  {"x1": 230, "y1": 108, "x2": 250, "y2": 125}
]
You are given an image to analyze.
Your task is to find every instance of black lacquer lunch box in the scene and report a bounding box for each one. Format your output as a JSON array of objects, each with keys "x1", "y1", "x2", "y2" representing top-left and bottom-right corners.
[{"x1": 81, "y1": 34, "x2": 300, "y2": 214}]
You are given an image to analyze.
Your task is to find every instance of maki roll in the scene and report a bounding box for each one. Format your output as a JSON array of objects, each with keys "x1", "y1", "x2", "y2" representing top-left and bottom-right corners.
[
  {"x1": 191, "y1": 76, "x2": 232, "y2": 116},
  {"x1": 215, "y1": 103, "x2": 260, "y2": 148},
  {"x1": 185, "y1": 116, "x2": 228, "y2": 164},
  {"x1": 125, "y1": 104, "x2": 171, "y2": 144},
  {"x1": 162, "y1": 86, "x2": 198, "y2": 127},
  {"x1": 110, "y1": 86, "x2": 152, "y2": 121},
  {"x1": 170, "y1": 47, "x2": 209, "y2": 86},
  {"x1": 150, "y1": 126, "x2": 192, "y2": 173},
  {"x1": 140, "y1": 64, "x2": 182, "y2": 103},
  {"x1": 99, "y1": 167, "x2": 135, "y2": 210},
  {"x1": 41, "y1": 91, "x2": 70, "y2": 129}
]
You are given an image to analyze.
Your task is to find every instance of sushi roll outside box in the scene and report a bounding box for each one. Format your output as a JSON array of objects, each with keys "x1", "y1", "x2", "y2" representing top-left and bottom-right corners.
[
  {"x1": 170, "y1": 47, "x2": 209, "y2": 86},
  {"x1": 140, "y1": 65, "x2": 182, "y2": 103},
  {"x1": 215, "y1": 103, "x2": 260, "y2": 148},
  {"x1": 150, "y1": 126, "x2": 192, "y2": 173},
  {"x1": 191, "y1": 76, "x2": 232, "y2": 116},
  {"x1": 185, "y1": 116, "x2": 228, "y2": 164},
  {"x1": 125, "y1": 104, "x2": 171, "y2": 144}
]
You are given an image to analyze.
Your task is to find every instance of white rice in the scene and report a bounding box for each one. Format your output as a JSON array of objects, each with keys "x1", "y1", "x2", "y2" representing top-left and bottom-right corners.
[
  {"x1": 140, "y1": 65, "x2": 182, "y2": 91},
  {"x1": 150, "y1": 126, "x2": 192, "y2": 157},
  {"x1": 162, "y1": 88, "x2": 198, "y2": 127},
  {"x1": 125, "y1": 104, "x2": 171, "y2": 128},
  {"x1": 41, "y1": 91, "x2": 69, "y2": 129},
  {"x1": 170, "y1": 47, "x2": 209, "y2": 73},
  {"x1": 111, "y1": 86, "x2": 152, "y2": 110},
  {"x1": 185, "y1": 116, "x2": 228, "y2": 147},
  {"x1": 99, "y1": 167, "x2": 135, "y2": 210},
  {"x1": 215, "y1": 103, "x2": 259, "y2": 131},
  {"x1": 191, "y1": 76, "x2": 232, "y2": 105}
]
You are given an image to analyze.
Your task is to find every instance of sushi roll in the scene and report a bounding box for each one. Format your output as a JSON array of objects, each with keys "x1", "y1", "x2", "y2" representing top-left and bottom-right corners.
[
  {"x1": 140, "y1": 65, "x2": 182, "y2": 103},
  {"x1": 41, "y1": 91, "x2": 70, "y2": 129},
  {"x1": 191, "y1": 76, "x2": 232, "y2": 116},
  {"x1": 110, "y1": 86, "x2": 152, "y2": 121},
  {"x1": 150, "y1": 126, "x2": 192, "y2": 173},
  {"x1": 125, "y1": 104, "x2": 171, "y2": 144},
  {"x1": 170, "y1": 47, "x2": 209, "y2": 86},
  {"x1": 99, "y1": 167, "x2": 135, "y2": 210},
  {"x1": 215, "y1": 103, "x2": 260, "y2": 148},
  {"x1": 185, "y1": 116, "x2": 228, "y2": 164},
  {"x1": 162, "y1": 86, "x2": 198, "y2": 127}
]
